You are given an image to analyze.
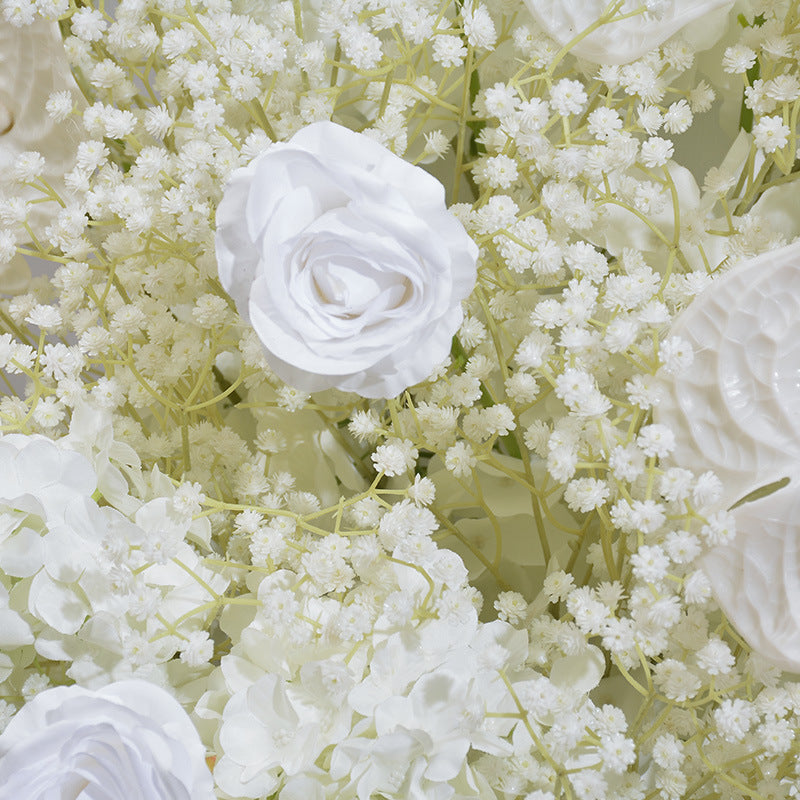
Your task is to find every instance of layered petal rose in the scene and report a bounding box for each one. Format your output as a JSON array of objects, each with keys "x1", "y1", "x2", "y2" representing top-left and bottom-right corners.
[
  {"x1": 215, "y1": 120, "x2": 478, "y2": 398},
  {"x1": 0, "y1": 680, "x2": 215, "y2": 799},
  {"x1": 523, "y1": 0, "x2": 734, "y2": 65},
  {"x1": 654, "y1": 242, "x2": 800, "y2": 509},
  {"x1": 702, "y1": 481, "x2": 800, "y2": 672},
  {"x1": 655, "y1": 242, "x2": 800, "y2": 668}
]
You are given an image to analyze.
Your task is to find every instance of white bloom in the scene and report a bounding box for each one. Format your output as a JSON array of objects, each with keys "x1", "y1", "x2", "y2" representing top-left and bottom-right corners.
[
  {"x1": 432, "y1": 35, "x2": 466, "y2": 68},
  {"x1": 215, "y1": 121, "x2": 477, "y2": 398},
  {"x1": 523, "y1": 0, "x2": 734, "y2": 64},
  {"x1": 0, "y1": 681, "x2": 214, "y2": 798},
  {"x1": 722, "y1": 44, "x2": 757, "y2": 74},
  {"x1": 701, "y1": 482, "x2": 800, "y2": 671},
  {"x1": 640, "y1": 136, "x2": 674, "y2": 168},
  {"x1": 753, "y1": 115, "x2": 790, "y2": 154},
  {"x1": 655, "y1": 242, "x2": 800, "y2": 508}
]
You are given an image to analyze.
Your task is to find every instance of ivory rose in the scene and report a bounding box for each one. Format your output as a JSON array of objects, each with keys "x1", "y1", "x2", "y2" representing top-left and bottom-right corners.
[
  {"x1": 702, "y1": 482, "x2": 800, "y2": 672},
  {"x1": 215, "y1": 120, "x2": 478, "y2": 398},
  {"x1": 523, "y1": 0, "x2": 734, "y2": 65},
  {"x1": 656, "y1": 241, "x2": 800, "y2": 669},
  {"x1": 0, "y1": 680, "x2": 215, "y2": 799}
]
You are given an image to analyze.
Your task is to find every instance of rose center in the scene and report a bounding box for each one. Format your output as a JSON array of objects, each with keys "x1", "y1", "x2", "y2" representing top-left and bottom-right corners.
[{"x1": 310, "y1": 259, "x2": 411, "y2": 319}]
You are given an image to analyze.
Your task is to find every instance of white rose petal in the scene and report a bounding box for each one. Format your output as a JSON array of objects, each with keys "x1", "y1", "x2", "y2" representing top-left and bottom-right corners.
[
  {"x1": 215, "y1": 120, "x2": 478, "y2": 398},
  {"x1": 654, "y1": 241, "x2": 800, "y2": 509},
  {"x1": 523, "y1": 0, "x2": 734, "y2": 65},
  {"x1": 0, "y1": 680, "x2": 215, "y2": 799},
  {"x1": 702, "y1": 482, "x2": 800, "y2": 672}
]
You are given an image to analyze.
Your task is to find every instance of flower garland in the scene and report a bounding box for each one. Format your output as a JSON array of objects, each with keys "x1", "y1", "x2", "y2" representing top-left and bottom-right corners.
[{"x1": 0, "y1": 1, "x2": 800, "y2": 798}]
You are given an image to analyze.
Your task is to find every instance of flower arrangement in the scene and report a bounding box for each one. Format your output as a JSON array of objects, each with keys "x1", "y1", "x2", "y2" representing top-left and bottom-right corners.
[{"x1": 1, "y1": 0, "x2": 800, "y2": 798}]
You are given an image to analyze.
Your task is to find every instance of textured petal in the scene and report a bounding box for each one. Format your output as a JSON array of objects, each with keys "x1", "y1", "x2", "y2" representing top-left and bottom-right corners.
[
  {"x1": 524, "y1": 0, "x2": 734, "y2": 64},
  {"x1": 702, "y1": 480, "x2": 800, "y2": 671},
  {"x1": 655, "y1": 242, "x2": 800, "y2": 507},
  {"x1": 214, "y1": 121, "x2": 477, "y2": 398}
]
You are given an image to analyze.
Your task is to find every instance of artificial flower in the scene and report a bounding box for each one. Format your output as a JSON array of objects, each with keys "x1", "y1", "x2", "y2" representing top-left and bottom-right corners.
[
  {"x1": 215, "y1": 120, "x2": 478, "y2": 398},
  {"x1": 523, "y1": 0, "x2": 734, "y2": 64},
  {"x1": 702, "y1": 481, "x2": 800, "y2": 672},
  {"x1": 0, "y1": 680, "x2": 215, "y2": 799},
  {"x1": 655, "y1": 241, "x2": 800, "y2": 509}
]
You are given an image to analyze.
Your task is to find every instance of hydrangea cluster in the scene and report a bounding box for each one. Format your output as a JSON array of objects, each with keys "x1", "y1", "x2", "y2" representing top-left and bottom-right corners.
[{"x1": 2, "y1": 0, "x2": 800, "y2": 798}]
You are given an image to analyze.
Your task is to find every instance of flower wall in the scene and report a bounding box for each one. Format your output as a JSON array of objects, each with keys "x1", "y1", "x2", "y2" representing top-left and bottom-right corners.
[{"x1": 1, "y1": 0, "x2": 800, "y2": 798}]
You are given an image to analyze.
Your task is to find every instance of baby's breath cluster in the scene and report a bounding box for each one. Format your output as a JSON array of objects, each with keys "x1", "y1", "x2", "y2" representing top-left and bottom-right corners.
[{"x1": 2, "y1": 0, "x2": 800, "y2": 798}]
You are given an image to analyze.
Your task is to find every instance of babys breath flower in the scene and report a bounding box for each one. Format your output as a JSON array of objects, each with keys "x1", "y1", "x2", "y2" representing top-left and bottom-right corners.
[
  {"x1": 600, "y1": 734, "x2": 636, "y2": 773},
  {"x1": 664, "y1": 529, "x2": 700, "y2": 564},
  {"x1": 506, "y1": 371, "x2": 539, "y2": 404},
  {"x1": 407, "y1": 474, "x2": 435, "y2": 506},
  {"x1": 13, "y1": 150, "x2": 45, "y2": 182},
  {"x1": 637, "y1": 424, "x2": 676, "y2": 458},
  {"x1": 638, "y1": 104, "x2": 664, "y2": 134},
  {"x1": 663, "y1": 99, "x2": 692, "y2": 134},
  {"x1": 26, "y1": 304, "x2": 61, "y2": 330},
  {"x1": 444, "y1": 440, "x2": 477, "y2": 478},
  {"x1": 70, "y1": 7, "x2": 106, "y2": 41},
  {"x1": 144, "y1": 104, "x2": 173, "y2": 139},
  {"x1": 695, "y1": 637, "x2": 734, "y2": 675},
  {"x1": 658, "y1": 335, "x2": 694, "y2": 373},
  {"x1": 682, "y1": 569, "x2": 712, "y2": 605},
  {"x1": 348, "y1": 409, "x2": 382, "y2": 443},
  {"x1": 564, "y1": 477, "x2": 609, "y2": 513},
  {"x1": 45, "y1": 90, "x2": 74, "y2": 122},
  {"x1": 630, "y1": 545, "x2": 670, "y2": 582},
  {"x1": 765, "y1": 74, "x2": 800, "y2": 102},
  {"x1": 422, "y1": 130, "x2": 450, "y2": 160},
  {"x1": 722, "y1": 45, "x2": 757, "y2": 73},
  {"x1": 753, "y1": 115, "x2": 790, "y2": 153},
  {"x1": 630, "y1": 500, "x2": 666, "y2": 534},
  {"x1": 653, "y1": 658, "x2": 701, "y2": 702},
  {"x1": 652, "y1": 734, "x2": 685, "y2": 770},
  {"x1": 463, "y1": 2, "x2": 497, "y2": 49},
  {"x1": 494, "y1": 591, "x2": 527, "y2": 624},
  {"x1": 640, "y1": 136, "x2": 674, "y2": 168},
  {"x1": 432, "y1": 34, "x2": 467, "y2": 67},
  {"x1": 372, "y1": 438, "x2": 418, "y2": 476},
  {"x1": 179, "y1": 630, "x2": 214, "y2": 667},
  {"x1": 476, "y1": 154, "x2": 518, "y2": 188},
  {"x1": 549, "y1": 79, "x2": 588, "y2": 117},
  {"x1": 698, "y1": 510, "x2": 735, "y2": 546},
  {"x1": 714, "y1": 698, "x2": 756, "y2": 741},
  {"x1": 543, "y1": 570, "x2": 575, "y2": 602},
  {"x1": 758, "y1": 719, "x2": 795, "y2": 756},
  {"x1": 587, "y1": 107, "x2": 623, "y2": 140},
  {"x1": 692, "y1": 471, "x2": 722, "y2": 509}
]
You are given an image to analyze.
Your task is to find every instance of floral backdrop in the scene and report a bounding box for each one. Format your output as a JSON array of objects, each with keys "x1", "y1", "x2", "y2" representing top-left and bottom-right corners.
[{"x1": 0, "y1": 0, "x2": 799, "y2": 798}]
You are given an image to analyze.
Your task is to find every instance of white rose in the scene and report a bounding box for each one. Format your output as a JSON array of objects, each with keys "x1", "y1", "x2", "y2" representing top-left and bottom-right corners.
[
  {"x1": 215, "y1": 120, "x2": 478, "y2": 398},
  {"x1": 654, "y1": 242, "x2": 800, "y2": 669},
  {"x1": 702, "y1": 482, "x2": 800, "y2": 672},
  {"x1": 654, "y1": 241, "x2": 800, "y2": 509},
  {"x1": 523, "y1": 0, "x2": 734, "y2": 65},
  {"x1": 0, "y1": 680, "x2": 215, "y2": 799}
]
